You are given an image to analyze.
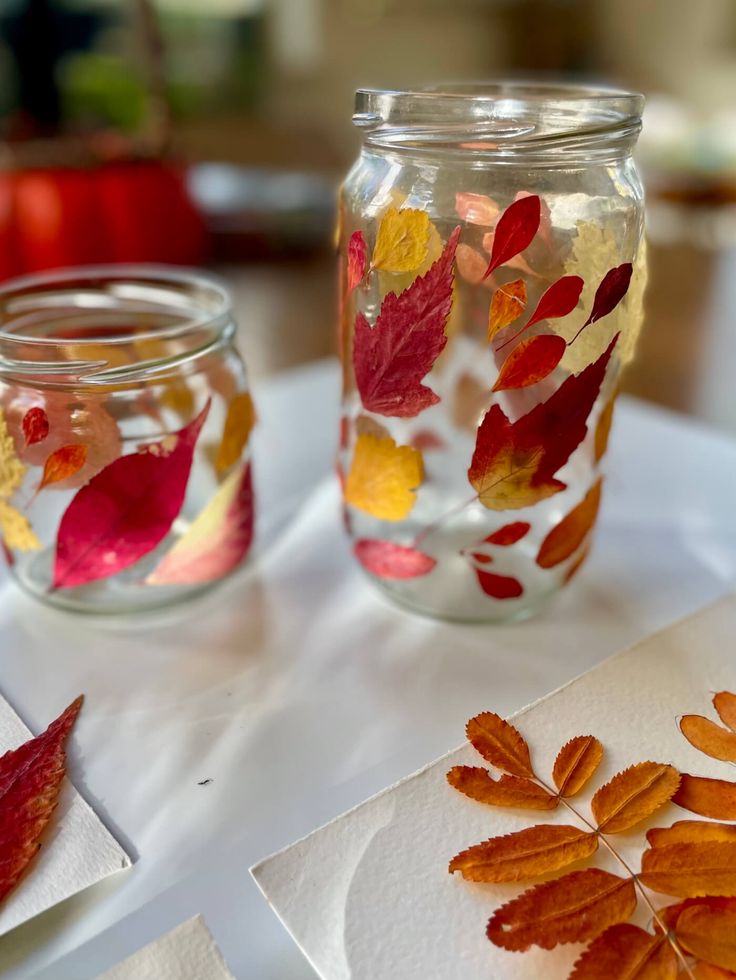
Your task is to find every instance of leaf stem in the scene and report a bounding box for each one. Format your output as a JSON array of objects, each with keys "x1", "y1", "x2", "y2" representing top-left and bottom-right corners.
[{"x1": 411, "y1": 493, "x2": 479, "y2": 548}]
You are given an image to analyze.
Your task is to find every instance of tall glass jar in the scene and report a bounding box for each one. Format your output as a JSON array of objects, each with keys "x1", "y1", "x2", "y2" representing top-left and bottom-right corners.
[
  {"x1": 0, "y1": 267, "x2": 255, "y2": 615},
  {"x1": 338, "y1": 83, "x2": 646, "y2": 622}
]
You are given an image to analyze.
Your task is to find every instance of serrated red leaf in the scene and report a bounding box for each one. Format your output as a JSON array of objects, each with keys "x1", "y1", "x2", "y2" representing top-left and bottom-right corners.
[
  {"x1": 39, "y1": 445, "x2": 88, "y2": 491},
  {"x1": 569, "y1": 924, "x2": 678, "y2": 980},
  {"x1": 583, "y1": 263, "x2": 634, "y2": 329},
  {"x1": 54, "y1": 402, "x2": 210, "y2": 589},
  {"x1": 0, "y1": 696, "x2": 82, "y2": 905},
  {"x1": 674, "y1": 775, "x2": 736, "y2": 819},
  {"x1": 483, "y1": 195, "x2": 541, "y2": 279},
  {"x1": 447, "y1": 766, "x2": 557, "y2": 809},
  {"x1": 493, "y1": 334, "x2": 566, "y2": 391},
  {"x1": 347, "y1": 231, "x2": 367, "y2": 292},
  {"x1": 354, "y1": 538, "x2": 436, "y2": 580},
  {"x1": 473, "y1": 567, "x2": 524, "y2": 599},
  {"x1": 22, "y1": 408, "x2": 49, "y2": 447},
  {"x1": 352, "y1": 227, "x2": 460, "y2": 417}
]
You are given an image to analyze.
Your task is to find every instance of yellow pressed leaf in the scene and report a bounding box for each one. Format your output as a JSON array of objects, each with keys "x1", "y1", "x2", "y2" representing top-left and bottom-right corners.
[
  {"x1": 486, "y1": 868, "x2": 637, "y2": 951},
  {"x1": 674, "y1": 775, "x2": 736, "y2": 819},
  {"x1": 344, "y1": 432, "x2": 422, "y2": 521},
  {"x1": 595, "y1": 389, "x2": 617, "y2": 462},
  {"x1": 0, "y1": 407, "x2": 25, "y2": 500},
  {"x1": 216, "y1": 392, "x2": 256, "y2": 474},
  {"x1": 488, "y1": 279, "x2": 527, "y2": 341},
  {"x1": 160, "y1": 382, "x2": 195, "y2": 421},
  {"x1": 466, "y1": 711, "x2": 533, "y2": 778},
  {"x1": 677, "y1": 905, "x2": 736, "y2": 971},
  {"x1": 647, "y1": 821, "x2": 736, "y2": 849},
  {"x1": 0, "y1": 500, "x2": 41, "y2": 552},
  {"x1": 570, "y1": 923, "x2": 678, "y2": 980},
  {"x1": 553, "y1": 735, "x2": 604, "y2": 797},
  {"x1": 371, "y1": 207, "x2": 430, "y2": 273},
  {"x1": 640, "y1": 842, "x2": 736, "y2": 897},
  {"x1": 680, "y1": 715, "x2": 736, "y2": 764},
  {"x1": 446, "y1": 766, "x2": 557, "y2": 810},
  {"x1": 449, "y1": 824, "x2": 597, "y2": 883},
  {"x1": 591, "y1": 762, "x2": 681, "y2": 834},
  {"x1": 714, "y1": 693, "x2": 736, "y2": 733},
  {"x1": 536, "y1": 480, "x2": 603, "y2": 569}
]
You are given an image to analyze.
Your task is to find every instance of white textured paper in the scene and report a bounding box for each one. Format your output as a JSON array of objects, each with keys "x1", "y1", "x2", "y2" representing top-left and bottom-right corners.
[
  {"x1": 97, "y1": 916, "x2": 234, "y2": 980},
  {"x1": 252, "y1": 594, "x2": 736, "y2": 979},
  {"x1": 0, "y1": 695, "x2": 130, "y2": 936}
]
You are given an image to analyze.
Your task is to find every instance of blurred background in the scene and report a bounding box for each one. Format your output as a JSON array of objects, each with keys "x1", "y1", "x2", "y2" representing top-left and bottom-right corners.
[{"x1": 1, "y1": 0, "x2": 735, "y2": 429}]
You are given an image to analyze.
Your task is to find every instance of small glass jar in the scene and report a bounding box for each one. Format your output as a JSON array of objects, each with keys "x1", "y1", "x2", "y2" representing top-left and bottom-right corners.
[
  {"x1": 338, "y1": 83, "x2": 646, "y2": 622},
  {"x1": 0, "y1": 267, "x2": 255, "y2": 615}
]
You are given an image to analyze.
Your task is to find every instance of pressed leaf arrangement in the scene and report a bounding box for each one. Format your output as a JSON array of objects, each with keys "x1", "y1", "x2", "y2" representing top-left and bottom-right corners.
[{"x1": 448, "y1": 692, "x2": 736, "y2": 979}]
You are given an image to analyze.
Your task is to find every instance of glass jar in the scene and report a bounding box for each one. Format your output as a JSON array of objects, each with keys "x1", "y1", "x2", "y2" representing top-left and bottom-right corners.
[
  {"x1": 0, "y1": 267, "x2": 255, "y2": 615},
  {"x1": 338, "y1": 83, "x2": 646, "y2": 623}
]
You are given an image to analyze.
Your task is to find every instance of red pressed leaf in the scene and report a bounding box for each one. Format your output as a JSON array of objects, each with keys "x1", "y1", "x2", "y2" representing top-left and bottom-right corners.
[
  {"x1": 569, "y1": 924, "x2": 678, "y2": 980},
  {"x1": 492, "y1": 335, "x2": 566, "y2": 391},
  {"x1": 53, "y1": 402, "x2": 210, "y2": 589},
  {"x1": 447, "y1": 767, "x2": 557, "y2": 810},
  {"x1": 495, "y1": 275, "x2": 584, "y2": 351},
  {"x1": 482, "y1": 195, "x2": 541, "y2": 279},
  {"x1": 347, "y1": 231, "x2": 367, "y2": 292},
  {"x1": 353, "y1": 227, "x2": 460, "y2": 417},
  {"x1": 449, "y1": 824, "x2": 597, "y2": 883},
  {"x1": 354, "y1": 539, "x2": 436, "y2": 580},
  {"x1": 553, "y1": 735, "x2": 604, "y2": 797},
  {"x1": 470, "y1": 553, "x2": 493, "y2": 565},
  {"x1": 674, "y1": 775, "x2": 736, "y2": 819},
  {"x1": 474, "y1": 567, "x2": 524, "y2": 599},
  {"x1": 409, "y1": 429, "x2": 446, "y2": 451},
  {"x1": 39, "y1": 445, "x2": 88, "y2": 490},
  {"x1": 484, "y1": 522, "x2": 531, "y2": 546},
  {"x1": 22, "y1": 408, "x2": 49, "y2": 447},
  {"x1": 465, "y1": 712, "x2": 533, "y2": 778},
  {"x1": 0, "y1": 696, "x2": 83, "y2": 904},
  {"x1": 582, "y1": 263, "x2": 634, "y2": 329}
]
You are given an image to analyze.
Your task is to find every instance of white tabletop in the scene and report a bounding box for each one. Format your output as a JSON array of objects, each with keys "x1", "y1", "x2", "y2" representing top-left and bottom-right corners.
[{"x1": 1, "y1": 357, "x2": 735, "y2": 980}]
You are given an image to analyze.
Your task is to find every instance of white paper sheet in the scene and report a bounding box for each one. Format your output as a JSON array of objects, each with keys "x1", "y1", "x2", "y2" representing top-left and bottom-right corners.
[
  {"x1": 0, "y1": 694, "x2": 130, "y2": 937},
  {"x1": 252, "y1": 593, "x2": 736, "y2": 979},
  {"x1": 96, "y1": 915, "x2": 234, "y2": 980}
]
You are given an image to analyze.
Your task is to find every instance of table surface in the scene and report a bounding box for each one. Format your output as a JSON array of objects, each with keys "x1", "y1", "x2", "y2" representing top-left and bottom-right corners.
[{"x1": 1, "y1": 358, "x2": 736, "y2": 980}]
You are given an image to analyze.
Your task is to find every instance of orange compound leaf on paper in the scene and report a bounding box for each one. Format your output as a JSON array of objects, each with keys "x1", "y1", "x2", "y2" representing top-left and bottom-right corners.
[
  {"x1": 38, "y1": 444, "x2": 88, "y2": 491},
  {"x1": 569, "y1": 923, "x2": 678, "y2": 980},
  {"x1": 537, "y1": 479, "x2": 603, "y2": 569},
  {"x1": 343, "y1": 432, "x2": 423, "y2": 522},
  {"x1": 347, "y1": 231, "x2": 368, "y2": 292},
  {"x1": 446, "y1": 767, "x2": 557, "y2": 810},
  {"x1": 22, "y1": 407, "x2": 49, "y2": 447},
  {"x1": 465, "y1": 711, "x2": 534, "y2": 779},
  {"x1": 486, "y1": 867, "x2": 637, "y2": 952},
  {"x1": 685, "y1": 964, "x2": 736, "y2": 980},
  {"x1": 647, "y1": 822, "x2": 736, "y2": 849},
  {"x1": 591, "y1": 762, "x2": 680, "y2": 834},
  {"x1": 639, "y1": 841, "x2": 736, "y2": 898},
  {"x1": 553, "y1": 735, "x2": 604, "y2": 798},
  {"x1": 673, "y1": 775, "x2": 736, "y2": 820},
  {"x1": 482, "y1": 195, "x2": 541, "y2": 280},
  {"x1": 488, "y1": 279, "x2": 527, "y2": 341},
  {"x1": 370, "y1": 207, "x2": 431, "y2": 273},
  {"x1": 680, "y1": 716, "x2": 736, "y2": 764},
  {"x1": 676, "y1": 904, "x2": 736, "y2": 971},
  {"x1": 713, "y1": 692, "x2": 736, "y2": 733},
  {"x1": 353, "y1": 539, "x2": 436, "y2": 580},
  {"x1": 654, "y1": 897, "x2": 736, "y2": 935},
  {"x1": 492, "y1": 334, "x2": 567, "y2": 392}
]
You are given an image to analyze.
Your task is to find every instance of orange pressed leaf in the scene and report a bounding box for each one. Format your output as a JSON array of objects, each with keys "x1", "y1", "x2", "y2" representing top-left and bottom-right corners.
[
  {"x1": 674, "y1": 775, "x2": 736, "y2": 819},
  {"x1": 564, "y1": 545, "x2": 591, "y2": 584},
  {"x1": 591, "y1": 762, "x2": 680, "y2": 834},
  {"x1": 639, "y1": 842, "x2": 736, "y2": 897},
  {"x1": 536, "y1": 480, "x2": 603, "y2": 569},
  {"x1": 595, "y1": 390, "x2": 617, "y2": 462},
  {"x1": 492, "y1": 335, "x2": 566, "y2": 392},
  {"x1": 488, "y1": 279, "x2": 527, "y2": 340},
  {"x1": 38, "y1": 444, "x2": 88, "y2": 490},
  {"x1": 466, "y1": 711, "x2": 533, "y2": 778},
  {"x1": 680, "y1": 715, "x2": 736, "y2": 763},
  {"x1": 569, "y1": 924, "x2": 678, "y2": 980},
  {"x1": 656, "y1": 897, "x2": 736, "y2": 934},
  {"x1": 486, "y1": 867, "x2": 637, "y2": 951},
  {"x1": 449, "y1": 824, "x2": 597, "y2": 883},
  {"x1": 714, "y1": 693, "x2": 736, "y2": 733},
  {"x1": 686, "y1": 964, "x2": 736, "y2": 979},
  {"x1": 446, "y1": 767, "x2": 557, "y2": 810},
  {"x1": 553, "y1": 735, "x2": 604, "y2": 797},
  {"x1": 216, "y1": 392, "x2": 256, "y2": 474},
  {"x1": 676, "y1": 905, "x2": 736, "y2": 971},
  {"x1": 647, "y1": 821, "x2": 736, "y2": 849}
]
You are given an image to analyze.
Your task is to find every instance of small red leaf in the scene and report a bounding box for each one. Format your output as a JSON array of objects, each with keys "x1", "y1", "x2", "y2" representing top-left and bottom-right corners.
[
  {"x1": 347, "y1": 231, "x2": 368, "y2": 292},
  {"x1": 354, "y1": 539, "x2": 436, "y2": 580},
  {"x1": 409, "y1": 429, "x2": 446, "y2": 452},
  {"x1": 39, "y1": 445, "x2": 88, "y2": 490},
  {"x1": 483, "y1": 195, "x2": 541, "y2": 279},
  {"x1": 525, "y1": 275, "x2": 585, "y2": 330},
  {"x1": 484, "y1": 522, "x2": 531, "y2": 546},
  {"x1": 474, "y1": 567, "x2": 523, "y2": 599},
  {"x1": 583, "y1": 264, "x2": 634, "y2": 328},
  {"x1": 493, "y1": 335, "x2": 566, "y2": 392},
  {"x1": 22, "y1": 408, "x2": 49, "y2": 447}
]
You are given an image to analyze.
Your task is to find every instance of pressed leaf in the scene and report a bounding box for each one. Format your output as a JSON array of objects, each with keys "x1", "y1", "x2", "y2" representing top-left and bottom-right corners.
[
  {"x1": 409, "y1": 429, "x2": 446, "y2": 452},
  {"x1": 455, "y1": 243, "x2": 492, "y2": 287},
  {"x1": 640, "y1": 842, "x2": 736, "y2": 897},
  {"x1": 486, "y1": 868, "x2": 637, "y2": 951},
  {"x1": 569, "y1": 924, "x2": 678, "y2": 980},
  {"x1": 595, "y1": 390, "x2": 617, "y2": 462},
  {"x1": 674, "y1": 775, "x2": 736, "y2": 819},
  {"x1": 714, "y1": 693, "x2": 736, "y2": 733},
  {"x1": 0, "y1": 696, "x2": 83, "y2": 905},
  {"x1": 483, "y1": 195, "x2": 541, "y2": 279},
  {"x1": 344, "y1": 432, "x2": 423, "y2": 521},
  {"x1": 488, "y1": 279, "x2": 527, "y2": 341},
  {"x1": 523, "y1": 275, "x2": 585, "y2": 332},
  {"x1": 371, "y1": 207, "x2": 430, "y2": 273},
  {"x1": 536, "y1": 479, "x2": 603, "y2": 569},
  {"x1": 582, "y1": 263, "x2": 634, "y2": 329},
  {"x1": 648, "y1": 822, "x2": 736, "y2": 849},
  {"x1": 468, "y1": 337, "x2": 615, "y2": 510},
  {"x1": 492, "y1": 334, "x2": 566, "y2": 392},
  {"x1": 0, "y1": 406, "x2": 27, "y2": 499},
  {"x1": 553, "y1": 735, "x2": 604, "y2": 797},
  {"x1": 686, "y1": 964, "x2": 736, "y2": 979},
  {"x1": 347, "y1": 230, "x2": 368, "y2": 291},
  {"x1": 465, "y1": 711, "x2": 533, "y2": 778},
  {"x1": 354, "y1": 227, "x2": 460, "y2": 417},
  {"x1": 451, "y1": 372, "x2": 489, "y2": 432},
  {"x1": 447, "y1": 766, "x2": 557, "y2": 810},
  {"x1": 591, "y1": 762, "x2": 680, "y2": 834},
  {"x1": 657, "y1": 897, "x2": 736, "y2": 933},
  {"x1": 159, "y1": 381, "x2": 195, "y2": 421},
  {"x1": 354, "y1": 538, "x2": 436, "y2": 580},
  {"x1": 39, "y1": 445, "x2": 88, "y2": 490},
  {"x1": 680, "y1": 715, "x2": 736, "y2": 764},
  {"x1": 53, "y1": 403, "x2": 209, "y2": 589},
  {"x1": 564, "y1": 545, "x2": 591, "y2": 584},
  {"x1": 22, "y1": 408, "x2": 49, "y2": 447},
  {"x1": 215, "y1": 392, "x2": 256, "y2": 474},
  {"x1": 0, "y1": 500, "x2": 40, "y2": 552},
  {"x1": 474, "y1": 567, "x2": 524, "y2": 599},
  {"x1": 484, "y1": 522, "x2": 531, "y2": 547},
  {"x1": 449, "y1": 824, "x2": 597, "y2": 883},
  {"x1": 455, "y1": 191, "x2": 500, "y2": 226},
  {"x1": 677, "y1": 905, "x2": 736, "y2": 970},
  {"x1": 147, "y1": 462, "x2": 254, "y2": 586}
]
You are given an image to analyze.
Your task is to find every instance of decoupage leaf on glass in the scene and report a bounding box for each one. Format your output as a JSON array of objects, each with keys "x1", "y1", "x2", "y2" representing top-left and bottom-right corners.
[
  {"x1": 451, "y1": 372, "x2": 489, "y2": 432},
  {"x1": 347, "y1": 230, "x2": 368, "y2": 292},
  {"x1": 474, "y1": 567, "x2": 524, "y2": 599},
  {"x1": 676, "y1": 906, "x2": 736, "y2": 972},
  {"x1": 486, "y1": 868, "x2": 637, "y2": 951},
  {"x1": 536, "y1": 479, "x2": 603, "y2": 569},
  {"x1": 455, "y1": 192, "x2": 500, "y2": 226},
  {"x1": 449, "y1": 824, "x2": 598, "y2": 883},
  {"x1": 0, "y1": 500, "x2": 41, "y2": 552},
  {"x1": 553, "y1": 735, "x2": 604, "y2": 798},
  {"x1": 488, "y1": 278, "x2": 527, "y2": 341},
  {"x1": 0, "y1": 696, "x2": 82, "y2": 905},
  {"x1": 674, "y1": 775, "x2": 736, "y2": 820},
  {"x1": 714, "y1": 693, "x2": 736, "y2": 733},
  {"x1": 371, "y1": 207, "x2": 430, "y2": 273},
  {"x1": 53, "y1": 402, "x2": 210, "y2": 589},
  {"x1": 483, "y1": 195, "x2": 541, "y2": 279},
  {"x1": 501, "y1": 275, "x2": 584, "y2": 347},
  {"x1": 0, "y1": 407, "x2": 25, "y2": 500},
  {"x1": 159, "y1": 381, "x2": 195, "y2": 422},
  {"x1": 409, "y1": 429, "x2": 446, "y2": 451},
  {"x1": 468, "y1": 337, "x2": 615, "y2": 510},
  {"x1": 465, "y1": 711, "x2": 533, "y2": 778},
  {"x1": 343, "y1": 432, "x2": 423, "y2": 521},
  {"x1": 492, "y1": 334, "x2": 567, "y2": 392},
  {"x1": 564, "y1": 545, "x2": 591, "y2": 584},
  {"x1": 215, "y1": 391, "x2": 256, "y2": 474},
  {"x1": 38, "y1": 445, "x2": 88, "y2": 491},
  {"x1": 481, "y1": 522, "x2": 531, "y2": 547},
  {"x1": 447, "y1": 767, "x2": 557, "y2": 810},
  {"x1": 353, "y1": 227, "x2": 460, "y2": 417},
  {"x1": 569, "y1": 923, "x2": 677, "y2": 980},
  {"x1": 455, "y1": 243, "x2": 493, "y2": 287},
  {"x1": 591, "y1": 762, "x2": 680, "y2": 834},
  {"x1": 147, "y1": 462, "x2": 254, "y2": 586},
  {"x1": 595, "y1": 390, "x2": 617, "y2": 462},
  {"x1": 581, "y1": 264, "x2": 634, "y2": 330},
  {"x1": 22, "y1": 408, "x2": 49, "y2": 447},
  {"x1": 680, "y1": 716, "x2": 736, "y2": 764},
  {"x1": 639, "y1": 842, "x2": 736, "y2": 897},
  {"x1": 353, "y1": 538, "x2": 436, "y2": 580}
]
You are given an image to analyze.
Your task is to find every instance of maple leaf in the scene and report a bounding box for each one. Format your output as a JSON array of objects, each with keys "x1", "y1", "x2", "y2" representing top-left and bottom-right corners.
[
  {"x1": 39, "y1": 445, "x2": 88, "y2": 491},
  {"x1": 680, "y1": 716, "x2": 736, "y2": 764},
  {"x1": 473, "y1": 567, "x2": 524, "y2": 599},
  {"x1": 591, "y1": 762, "x2": 680, "y2": 834},
  {"x1": 676, "y1": 904, "x2": 736, "y2": 971},
  {"x1": 569, "y1": 923, "x2": 678, "y2": 980},
  {"x1": 639, "y1": 842, "x2": 736, "y2": 897},
  {"x1": 371, "y1": 207, "x2": 430, "y2": 273},
  {"x1": 488, "y1": 279, "x2": 527, "y2": 341},
  {"x1": 343, "y1": 432, "x2": 423, "y2": 521},
  {"x1": 713, "y1": 693, "x2": 736, "y2": 732},
  {"x1": 674, "y1": 776, "x2": 736, "y2": 820},
  {"x1": 486, "y1": 868, "x2": 637, "y2": 951},
  {"x1": 347, "y1": 231, "x2": 368, "y2": 291},
  {"x1": 648, "y1": 822, "x2": 736, "y2": 849},
  {"x1": 22, "y1": 408, "x2": 49, "y2": 447},
  {"x1": 446, "y1": 767, "x2": 557, "y2": 810},
  {"x1": 450, "y1": 824, "x2": 598, "y2": 884},
  {"x1": 595, "y1": 390, "x2": 617, "y2": 462},
  {"x1": 353, "y1": 227, "x2": 460, "y2": 417},
  {"x1": 215, "y1": 392, "x2": 256, "y2": 475},
  {"x1": 468, "y1": 337, "x2": 616, "y2": 510},
  {"x1": 0, "y1": 696, "x2": 82, "y2": 905},
  {"x1": 482, "y1": 195, "x2": 541, "y2": 279},
  {"x1": 353, "y1": 539, "x2": 436, "y2": 580},
  {"x1": 553, "y1": 735, "x2": 604, "y2": 798},
  {"x1": 465, "y1": 711, "x2": 533, "y2": 778},
  {"x1": 536, "y1": 479, "x2": 603, "y2": 569},
  {"x1": 492, "y1": 334, "x2": 567, "y2": 392}
]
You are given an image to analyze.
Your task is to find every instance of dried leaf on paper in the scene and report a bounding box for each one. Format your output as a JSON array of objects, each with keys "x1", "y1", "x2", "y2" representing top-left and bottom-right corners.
[
  {"x1": 647, "y1": 822, "x2": 736, "y2": 849},
  {"x1": 474, "y1": 567, "x2": 524, "y2": 599},
  {"x1": 22, "y1": 408, "x2": 49, "y2": 447},
  {"x1": 344, "y1": 432, "x2": 422, "y2": 521},
  {"x1": 714, "y1": 693, "x2": 736, "y2": 733},
  {"x1": 536, "y1": 479, "x2": 603, "y2": 569},
  {"x1": 674, "y1": 775, "x2": 736, "y2": 819},
  {"x1": 449, "y1": 824, "x2": 597, "y2": 883},
  {"x1": 215, "y1": 392, "x2": 256, "y2": 474},
  {"x1": 371, "y1": 207, "x2": 430, "y2": 273},
  {"x1": 455, "y1": 191, "x2": 500, "y2": 226},
  {"x1": 465, "y1": 711, "x2": 533, "y2": 778},
  {"x1": 447, "y1": 767, "x2": 557, "y2": 810},
  {"x1": 680, "y1": 716, "x2": 736, "y2": 764},
  {"x1": 0, "y1": 500, "x2": 41, "y2": 552},
  {"x1": 483, "y1": 195, "x2": 541, "y2": 279},
  {"x1": 488, "y1": 279, "x2": 527, "y2": 340},
  {"x1": 655, "y1": 896, "x2": 736, "y2": 933},
  {"x1": 591, "y1": 762, "x2": 680, "y2": 834},
  {"x1": 353, "y1": 538, "x2": 436, "y2": 579},
  {"x1": 595, "y1": 390, "x2": 617, "y2": 462},
  {"x1": 686, "y1": 962, "x2": 736, "y2": 979},
  {"x1": 569, "y1": 923, "x2": 678, "y2": 980},
  {"x1": 676, "y1": 904, "x2": 736, "y2": 970},
  {"x1": 492, "y1": 334, "x2": 566, "y2": 391},
  {"x1": 486, "y1": 868, "x2": 637, "y2": 951},
  {"x1": 39, "y1": 445, "x2": 88, "y2": 490},
  {"x1": 639, "y1": 842, "x2": 736, "y2": 897},
  {"x1": 347, "y1": 231, "x2": 368, "y2": 291},
  {"x1": 553, "y1": 735, "x2": 604, "y2": 798}
]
